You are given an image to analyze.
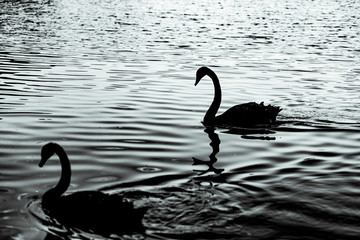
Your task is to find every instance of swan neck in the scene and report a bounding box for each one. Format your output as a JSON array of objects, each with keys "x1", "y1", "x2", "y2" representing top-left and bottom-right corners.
[
  {"x1": 204, "y1": 70, "x2": 221, "y2": 123},
  {"x1": 46, "y1": 145, "x2": 71, "y2": 199}
]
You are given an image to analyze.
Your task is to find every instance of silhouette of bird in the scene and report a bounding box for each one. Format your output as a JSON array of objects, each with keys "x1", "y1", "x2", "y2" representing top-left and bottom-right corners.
[
  {"x1": 195, "y1": 67, "x2": 281, "y2": 127},
  {"x1": 38, "y1": 142, "x2": 146, "y2": 236}
]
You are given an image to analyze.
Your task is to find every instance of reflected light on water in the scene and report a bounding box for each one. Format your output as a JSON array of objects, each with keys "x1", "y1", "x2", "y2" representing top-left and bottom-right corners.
[{"x1": 1, "y1": 0, "x2": 360, "y2": 239}]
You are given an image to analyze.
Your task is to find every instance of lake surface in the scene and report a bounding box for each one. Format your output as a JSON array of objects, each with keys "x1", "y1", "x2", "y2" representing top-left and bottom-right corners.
[{"x1": 1, "y1": 0, "x2": 360, "y2": 239}]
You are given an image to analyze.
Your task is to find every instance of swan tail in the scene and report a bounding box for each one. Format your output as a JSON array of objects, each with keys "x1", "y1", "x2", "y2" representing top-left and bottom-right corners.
[
  {"x1": 253, "y1": 102, "x2": 281, "y2": 124},
  {"x1": 267, "y1": 105, "x2": 282, "y2": 123},
  {"x1": 124, "y1": 206, "x2": 147, "y2": 232}
]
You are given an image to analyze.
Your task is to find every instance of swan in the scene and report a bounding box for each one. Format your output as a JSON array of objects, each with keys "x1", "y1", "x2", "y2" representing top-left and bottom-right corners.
[
  {"x1": 195, "y1": 67, "x2": 281, "y2": 127},
  {"x1": 38, "y1": 142, "x2": 146, "y2": 236}
]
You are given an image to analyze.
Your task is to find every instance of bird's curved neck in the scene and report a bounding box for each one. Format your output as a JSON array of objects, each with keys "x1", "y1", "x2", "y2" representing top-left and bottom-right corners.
[
  {"x1": 204, "y1": 70, "x2": 221, "y2": 123},
  {"x1": 45, "y1": 146, "x2": 71, "y2": 199}
]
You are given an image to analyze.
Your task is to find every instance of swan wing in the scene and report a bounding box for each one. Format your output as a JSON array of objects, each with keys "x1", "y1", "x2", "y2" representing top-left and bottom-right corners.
[
  {"x1": 47, "y1": 191, "x2": 145, "y2": 234},
  {"x1": 216, "y1": 102, "x2": 281, "y2": 127},
  {"x1": 60, "y1": 191, "x2": 136, "y2": 213}
]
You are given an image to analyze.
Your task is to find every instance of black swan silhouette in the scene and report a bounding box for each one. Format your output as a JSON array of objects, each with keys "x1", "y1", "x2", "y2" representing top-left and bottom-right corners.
[
  {"x1": 38, "y1": 142, "x2": 146, "y2": 236},
  {"x1": 195, "y1": 67, "x2": 282, "y2": 127}
]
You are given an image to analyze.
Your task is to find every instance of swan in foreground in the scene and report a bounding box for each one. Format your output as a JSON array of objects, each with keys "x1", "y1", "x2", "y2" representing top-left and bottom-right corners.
[
  {"x1": 38, "y1": 142, "x2": 146, "y2": 236},
  {"x1": 195, "y1": 67, "x2": 281, "y2": 127}
]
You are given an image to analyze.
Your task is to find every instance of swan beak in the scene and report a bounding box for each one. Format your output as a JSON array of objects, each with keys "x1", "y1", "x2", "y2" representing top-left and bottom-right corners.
[
  {"x1": 39, "y1": 157, "x2": 47, "y2": 168},
  {"x1": 195, "y1": 78, "x2": 200, "y2": 86}
]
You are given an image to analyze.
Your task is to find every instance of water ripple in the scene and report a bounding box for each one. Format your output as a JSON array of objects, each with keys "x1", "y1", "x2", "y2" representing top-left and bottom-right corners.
[{"x1": 1, "y1": 0, "x2": 360, "y2": 239}]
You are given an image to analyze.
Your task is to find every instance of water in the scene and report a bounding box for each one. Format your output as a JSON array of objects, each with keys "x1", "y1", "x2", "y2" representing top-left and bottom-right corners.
[{"x1": 1, "y1": 0, "x2": 360, "y2": 239}]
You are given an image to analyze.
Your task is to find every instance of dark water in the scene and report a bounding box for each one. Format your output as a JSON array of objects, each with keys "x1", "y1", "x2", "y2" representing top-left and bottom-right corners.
[{"x1": 1, "y1": 0, "x2": 360, "y2": 239}]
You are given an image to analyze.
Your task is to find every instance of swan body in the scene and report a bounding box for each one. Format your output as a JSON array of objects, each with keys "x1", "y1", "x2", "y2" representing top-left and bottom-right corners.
[
  {"x1": 195, "y1": 67, "x2": 281, "y2": 127},
  {"x1": 38, "y1": 142, "x2": 146, "y2": 236}
]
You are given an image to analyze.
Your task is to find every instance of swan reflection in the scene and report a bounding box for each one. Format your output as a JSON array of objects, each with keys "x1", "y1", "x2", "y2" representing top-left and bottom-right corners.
[
  {"x1": 224, "y1": 127, "x2": 277, "y2": 140},
  {"x1": 193, "y1": 127, "x2": 224, "y2": 175},
  {"x1": 38, "y1": 142, "x2": 146, "y2": 237}
]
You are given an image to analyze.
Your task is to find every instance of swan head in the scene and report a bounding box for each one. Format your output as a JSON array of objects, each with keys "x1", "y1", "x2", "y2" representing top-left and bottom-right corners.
[
  {"x1": 195, "y1": 67, "x2": 211, "y2": 86},
  {"x1": 39, "y1": 142, "x2": 57, "y2": 168}
]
